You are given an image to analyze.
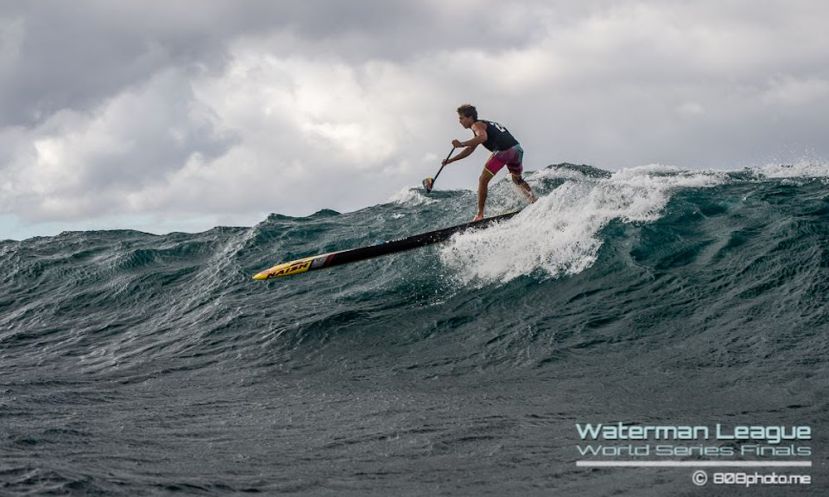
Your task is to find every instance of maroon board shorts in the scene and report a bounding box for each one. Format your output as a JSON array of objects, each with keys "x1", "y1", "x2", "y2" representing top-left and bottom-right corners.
[{"x1": 484, "y1": 144, "x2": 524, "y2": 175}]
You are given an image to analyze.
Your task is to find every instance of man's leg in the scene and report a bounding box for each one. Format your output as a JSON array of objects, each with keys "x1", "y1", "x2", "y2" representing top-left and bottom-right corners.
[
  {"x1": 511, "y1": 173, "x2": 537, "y2": 203},
  {"x1": 475, "y1": 169, "x2": 494, "y2": 221}
]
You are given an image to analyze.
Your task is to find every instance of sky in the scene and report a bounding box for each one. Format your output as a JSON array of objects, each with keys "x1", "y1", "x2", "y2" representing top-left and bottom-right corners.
[{"x1": 1, "y1": 1, "x2": 828, "y2": 240}]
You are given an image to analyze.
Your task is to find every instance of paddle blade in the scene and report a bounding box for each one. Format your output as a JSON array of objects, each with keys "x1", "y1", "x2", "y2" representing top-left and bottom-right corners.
[{"x1": 422, "y1": 177, "x2": 434, "y2": 192}]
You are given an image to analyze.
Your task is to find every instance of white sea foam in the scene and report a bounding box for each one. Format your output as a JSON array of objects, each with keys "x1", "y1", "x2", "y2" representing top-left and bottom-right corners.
[
  {"x1": 750, "y1": 160, "x2": 829, "y2": 179},
  {"x1": 389, "y1": 186, "x2": 436, "y2": 206},
  {"x1": 439, "y1": 165, "x2": 725, "y2": 286}
]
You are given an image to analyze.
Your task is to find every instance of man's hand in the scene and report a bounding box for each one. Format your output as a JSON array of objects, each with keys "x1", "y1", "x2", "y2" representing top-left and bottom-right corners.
[
  {"x1": 442, "y1": 157, "x2": 452, "y2": 166},
  {"x1": 452, "y1": 139, "x2": 464, "y2": 148}
]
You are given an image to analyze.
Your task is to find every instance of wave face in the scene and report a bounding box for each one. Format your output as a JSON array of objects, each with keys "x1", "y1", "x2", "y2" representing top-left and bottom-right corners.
[{"x1": 2, "y1": 163, "x2": 828, "y2": 495}]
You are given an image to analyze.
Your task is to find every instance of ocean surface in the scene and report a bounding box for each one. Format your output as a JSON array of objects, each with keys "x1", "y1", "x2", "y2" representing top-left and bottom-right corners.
[{"x1": 1, "y1": 163, "x2": 828, "y2": 495}]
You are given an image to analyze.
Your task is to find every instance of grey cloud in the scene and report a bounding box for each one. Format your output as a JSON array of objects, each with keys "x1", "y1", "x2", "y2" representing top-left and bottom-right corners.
[
  {"x1": 2, "y1": 3, "x2": 228, "y2": 125},
  {"x1": 0, "y1": 0, "x2": 571, "y2": 128},
  {"x1": 71, "y1": 72, "x2": 237, "y2": 193}
]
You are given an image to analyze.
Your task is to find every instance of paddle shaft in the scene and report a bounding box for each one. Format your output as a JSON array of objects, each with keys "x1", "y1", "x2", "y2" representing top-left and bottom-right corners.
[{"x1": 432, "y1": 147, "x2": 455, "y2": 184}]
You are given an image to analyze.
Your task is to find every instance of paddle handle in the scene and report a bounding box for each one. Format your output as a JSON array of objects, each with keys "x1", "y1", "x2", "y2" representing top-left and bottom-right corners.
[{"x1": 433, "y1": 147, "x2": 455, "y2": 183}]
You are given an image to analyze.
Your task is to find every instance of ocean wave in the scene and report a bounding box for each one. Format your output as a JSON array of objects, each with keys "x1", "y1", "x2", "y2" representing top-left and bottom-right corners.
[{"x1": 439, "y1": 165, "x2": 726, "y2": 285}]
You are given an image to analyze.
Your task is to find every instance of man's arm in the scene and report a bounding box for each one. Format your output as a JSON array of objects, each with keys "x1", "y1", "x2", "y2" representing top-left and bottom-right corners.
[
  {"x1": 445, "y1": 146, "x2": 475, "y2": 164},
  {"x1": 444, "y1": 122, "x2": 487, "y2": 164}
]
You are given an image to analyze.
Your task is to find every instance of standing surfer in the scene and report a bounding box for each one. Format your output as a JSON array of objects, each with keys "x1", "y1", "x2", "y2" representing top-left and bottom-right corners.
[{"x1": 444, "y1": 104, "x2": 536, "y2": 221}]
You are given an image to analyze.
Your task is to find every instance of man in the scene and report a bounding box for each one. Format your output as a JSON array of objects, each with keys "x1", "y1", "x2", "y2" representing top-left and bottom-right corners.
[{"x1": 443, "y1": 104, "x2": 536, "y2": 221}]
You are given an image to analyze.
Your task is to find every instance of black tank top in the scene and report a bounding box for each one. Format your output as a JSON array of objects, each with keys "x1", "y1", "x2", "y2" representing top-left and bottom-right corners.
[{"x1": 479, "y1": 120, "x2": 519, "y2": 152}]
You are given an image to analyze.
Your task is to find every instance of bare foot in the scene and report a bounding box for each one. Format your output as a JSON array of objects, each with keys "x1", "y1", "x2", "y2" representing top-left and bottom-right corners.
[{"x1": 472, "y1": 213, "x2": 484, "y2": 222}]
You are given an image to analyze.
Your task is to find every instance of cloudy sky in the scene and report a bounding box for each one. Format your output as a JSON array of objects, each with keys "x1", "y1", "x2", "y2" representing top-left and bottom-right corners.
[{"x1": 1, "y1": 1, "x2": 827, "y2": 239}]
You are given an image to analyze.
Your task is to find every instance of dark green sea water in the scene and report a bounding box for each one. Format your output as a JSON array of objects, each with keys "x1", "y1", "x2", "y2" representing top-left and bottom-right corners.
[{"x1": 1, "y1": 164, "x2": 827, "y2": 495}]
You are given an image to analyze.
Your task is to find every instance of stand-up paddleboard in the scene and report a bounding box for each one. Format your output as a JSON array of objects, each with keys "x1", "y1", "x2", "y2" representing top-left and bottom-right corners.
[{"x1": 252, "y1": 210, "x2": 521, "y2": 280}]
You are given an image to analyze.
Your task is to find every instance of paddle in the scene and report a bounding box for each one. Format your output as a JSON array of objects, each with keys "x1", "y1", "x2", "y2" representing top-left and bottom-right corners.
[{"x1": 422, "y1": 147, "x2": 455, "y2": 193}]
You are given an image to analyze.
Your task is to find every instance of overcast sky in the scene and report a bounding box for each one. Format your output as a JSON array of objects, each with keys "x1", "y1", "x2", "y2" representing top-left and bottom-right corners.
[{"x1": 1, "y1": 1, "x2": 828, "y2": 239}]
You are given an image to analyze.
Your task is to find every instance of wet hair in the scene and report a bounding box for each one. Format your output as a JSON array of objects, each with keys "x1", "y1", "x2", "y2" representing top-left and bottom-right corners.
[{"x1": 457, "y1": 104, "x2": 478, "y2": 121}]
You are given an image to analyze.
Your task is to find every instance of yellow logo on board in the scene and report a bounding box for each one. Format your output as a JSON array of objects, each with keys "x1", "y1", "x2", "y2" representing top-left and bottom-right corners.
[{"x1": 268, "y1": 259, "x2": 313, "y2": 277}]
